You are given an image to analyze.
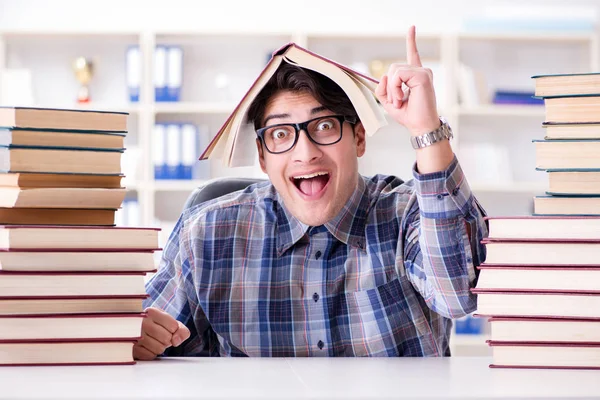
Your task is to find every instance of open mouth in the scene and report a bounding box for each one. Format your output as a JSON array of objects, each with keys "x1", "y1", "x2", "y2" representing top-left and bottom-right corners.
[{"x1": 291, "y1": 171, "x2": 330, "y2": 198}]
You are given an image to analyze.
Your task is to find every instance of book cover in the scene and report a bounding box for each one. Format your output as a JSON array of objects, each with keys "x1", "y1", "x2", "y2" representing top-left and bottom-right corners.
[{"x1": 199, "y1": 42, "x2": 386, "y2": 167}]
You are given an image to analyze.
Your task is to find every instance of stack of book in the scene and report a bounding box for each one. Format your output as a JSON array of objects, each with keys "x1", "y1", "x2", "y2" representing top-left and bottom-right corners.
[
  {"x1": 0, "y1": 107, "x2": 160, "y2": 366},
  {"x1": 474, "y1": 217, "x2": 600, "y2": 369},
  {"x1": 473, "y1": 74, "x2": 600, "y2": 370},
  {"x1": 532, "y1": 72, "x2": 600, "y2": 216}
]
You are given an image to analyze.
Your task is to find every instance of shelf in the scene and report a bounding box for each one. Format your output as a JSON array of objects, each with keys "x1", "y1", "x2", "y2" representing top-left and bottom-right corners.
[
  {"x1": 457, "y1": 105, "x2": 545, "y2": 117},
  {"x1": 2, "y1": 25, "x2": 596, "y2": 226},
  {"x1": 458, "y1": 32, "x2": 597, "y2": 42},
  {"x1": 306, "y1": 31, "x2": 442, "y2": 40},
  {"x1": 471, "y1": 182, "x2": 546, "y2": 193},
  {"x1": 152, "y1": 180, "x2": 207, "y2": 192},
  {"x1": 153, "y1": 102, "x2": 234, "y2": 114},
  {"x1": 0, "y1": 30, "x2": 140, "y2": 38}
]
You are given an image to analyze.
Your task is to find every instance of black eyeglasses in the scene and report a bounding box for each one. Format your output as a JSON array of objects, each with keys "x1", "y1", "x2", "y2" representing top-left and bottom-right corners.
[{"x1": 256, "y1": 115, "x2": 357, "y2": 154}]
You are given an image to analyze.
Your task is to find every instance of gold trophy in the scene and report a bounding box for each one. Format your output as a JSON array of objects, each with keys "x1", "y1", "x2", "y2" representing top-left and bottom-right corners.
[{"x1": 72, "y1": 57, "x2": 93, "y2": 103}]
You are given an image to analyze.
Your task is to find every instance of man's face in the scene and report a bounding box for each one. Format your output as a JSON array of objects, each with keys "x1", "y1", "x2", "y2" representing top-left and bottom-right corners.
[{"x1": 256, "y1": 90, "x2": 366, "y2": 226}]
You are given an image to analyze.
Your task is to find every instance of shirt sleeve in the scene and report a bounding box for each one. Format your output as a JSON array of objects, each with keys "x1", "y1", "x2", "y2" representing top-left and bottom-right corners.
[
  {"x1": 143, "y1": 214, "x2": 209, "y2": 356},
  {"x1": 400, "y1": 155, "x2": 488, "y2": 319}
]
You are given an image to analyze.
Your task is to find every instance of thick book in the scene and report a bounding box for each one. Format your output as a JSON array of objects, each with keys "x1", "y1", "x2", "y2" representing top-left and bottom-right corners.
[
  {"x1": 0, "y1": 128, "x2": 125, "y2": 150},
  {"x1": 0, "y1": 313, "x2": 145, "y2": 341},
  {"x1": 0, "y1": 225, "x2": 160, "y2": 250},
  {"x1": 485, "y1": 216, "x2": 600, "y2": 240},
  {"x1": 0, "y1": 106, "x2": 128, "y2": 132},
  {"x1": 543, "y1": 122, "x2": 600, "y2": 140},
  {"x1": 534, "y1": 195, "x2": 600, "y2": 216},
  {"x1": 0, "y1": 207, "x2": 116, "y2": 226},
  {"x1": 0, "y1": 146, "x2": 122, "y2": 175},
  {"x1": 0, "y1": 187, "x2": 126, "y2": 209},
  {"x1": 532, "y1": 72, "x2": 600, "y2": 98},
  {"x1": 472, "y1": 290, "x2": 600, "y2": 319},
  {"x1": 199, "y1": 42, "x2": 387, "y2": 167},
  {"x1": 476, "y1": 265, "x2": 600, "y2": 293},
  {"x1": 488, "y1": 341, "x2": 600, "y2": 370},
  {"x1": 481, "y1": 316, "x2": 600, "y2": 344},
  {"x1": 482, "y1": 238, "x2": 600, "y2": 265},
  {"x1": 544, "y1": 169, "x2": 600, "y2": 195},
  {"x1": 0, "y1": 295, "x2": 147, "y2": 315},
  {"x1": 534, "y1": 139, "x2": 600, "y2": 170},
  {"x1": 0, "y1": 271, "x2": 148, "y2": 297},
  {"x1": 542, "y1": 95, "x2": 600, "y2": 124},
  {"x1": 0, "y1": 339, "x2": 137, "y2": 366},
  {"x1": 0, "y1": 249, "x2": 158, "y2": 272},
  {"x1": 0, "y1": 172, "x2": 123, "y2": 189}
]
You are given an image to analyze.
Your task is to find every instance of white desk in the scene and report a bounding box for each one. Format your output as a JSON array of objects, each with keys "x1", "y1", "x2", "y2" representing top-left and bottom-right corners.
[{"x1": 1, "y1": 357, "x2": 599, "y2": 399}]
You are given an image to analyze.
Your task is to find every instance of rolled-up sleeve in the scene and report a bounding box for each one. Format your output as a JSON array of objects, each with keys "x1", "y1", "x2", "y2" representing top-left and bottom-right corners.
[{"x1": 401, "y1": 155, "x2": 488, "y2": 319}]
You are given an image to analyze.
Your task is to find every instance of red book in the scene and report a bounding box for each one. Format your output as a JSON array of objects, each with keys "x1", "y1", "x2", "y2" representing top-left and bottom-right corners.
[
  {"x1": 476, "y1": 315, "x2": 600, "y2": 344},
  {"x1": 472, "y1": 290, "x2": 600, "y2": 319},
  {"x1": 0, "y1": 248, "x2": 160, "y2": 272},
  {"x1": 0, "y1": 270, "x2": 151, "y2": 298},
  {"x1": 481, "y1": 238, "x2": 600, "y2": 265},
  {"x1": 0, "y1": 225, "x2": 160, "y2": 250},
  {"x1": 0, "y1": 295, "x2": 148, "y2": 315},
  {"x1": 484, "y1": 215, "x2": 600, "y2": 240},
  {"x1": 0, "y1": 338, "x2": 138, "y2": 366},
  {"x1": 475, "y1": 265, "x2": 600, "y2": 293},
  {"x1": 487, "y1": 341, "x2": 600, "y2": 370},
  {"x1": 0, "y1": 313, "x2": 145, "y2": 341}
]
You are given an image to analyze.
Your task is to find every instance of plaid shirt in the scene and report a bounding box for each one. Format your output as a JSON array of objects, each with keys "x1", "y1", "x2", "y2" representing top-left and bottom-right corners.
[{"x1": 145, "y1": 157, "x2": 488, "y2": 357}]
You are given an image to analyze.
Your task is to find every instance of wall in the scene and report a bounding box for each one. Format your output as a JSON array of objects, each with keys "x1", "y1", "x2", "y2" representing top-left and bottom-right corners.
[{"x1": 0, "y1": 0, "x2": 598, "y2": 34}]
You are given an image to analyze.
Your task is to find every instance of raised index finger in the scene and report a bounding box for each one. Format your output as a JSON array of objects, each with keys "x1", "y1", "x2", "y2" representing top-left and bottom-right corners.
[{"x1": 406, "y1": 25, "x2": 422, "y2": 67}]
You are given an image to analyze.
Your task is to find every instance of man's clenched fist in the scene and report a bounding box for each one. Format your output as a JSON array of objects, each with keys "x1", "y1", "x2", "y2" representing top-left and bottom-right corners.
[{"x1": 133, "y1": 307, "x2": 191, "y2": 360}]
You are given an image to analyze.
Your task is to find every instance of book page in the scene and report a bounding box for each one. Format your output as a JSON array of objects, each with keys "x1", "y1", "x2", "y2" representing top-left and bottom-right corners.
[{"x1": 226, "y1": 56, "x2": 284, "y2": 167}]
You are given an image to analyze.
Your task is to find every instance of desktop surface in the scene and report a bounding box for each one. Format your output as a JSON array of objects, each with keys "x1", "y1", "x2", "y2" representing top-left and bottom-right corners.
[{"x1": 0, "y1": 357, "x2": 598, "y2": 399}]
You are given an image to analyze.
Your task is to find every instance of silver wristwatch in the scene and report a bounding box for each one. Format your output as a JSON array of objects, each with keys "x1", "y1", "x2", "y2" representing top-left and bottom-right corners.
[{"x1": 410, "y1": 118, "x2": 453, "y2": 149}]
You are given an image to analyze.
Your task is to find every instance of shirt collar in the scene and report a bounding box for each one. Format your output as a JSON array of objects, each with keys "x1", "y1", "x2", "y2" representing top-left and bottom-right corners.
[
  {"x1": 275, "y1": 192, "x2": 309, "y2": 256},
  {"x1": 275, "y1": 175, "x2": 368, "y2": 256},
  {"x1": 324, "y1": 175, "x2": 368, "y2": 251}
]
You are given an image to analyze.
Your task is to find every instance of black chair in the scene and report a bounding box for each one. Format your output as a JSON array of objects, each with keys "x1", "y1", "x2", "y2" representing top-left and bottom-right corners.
[
  {"x1": 169, "y1": 176, "x2": 266, "y2": 357},
  {"x1": 183, "y1": 177, "x2": 266, "y2": 210}
]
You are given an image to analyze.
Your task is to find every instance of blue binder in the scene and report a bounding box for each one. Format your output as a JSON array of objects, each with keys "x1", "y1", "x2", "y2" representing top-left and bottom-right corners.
[
  {"x1": 126, "y1": 45, "x2": 141, "y2": 103},
  {"x1": 165, "y1": 123, "x2": 181, "y2": 179},
  {"x1": 166, "y1": 46, "x2": 183, "y2": 102},
  {"x1": 180, "y1": 123, "x2": 197, "y2": 180},
  {"x1": 153, "y1": 123, "x2": 167, "y2": 180},
  {"x1": 154, "y1": 45, "x2": 168, "y2": 102}
]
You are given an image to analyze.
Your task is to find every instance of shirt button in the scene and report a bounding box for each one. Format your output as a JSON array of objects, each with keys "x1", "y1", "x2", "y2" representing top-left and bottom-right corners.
[
  {"x1": 317, "y1": 340, "x2": 324, "y2": 350},
  {"x1": 312, "y1": 293, "x2": 320, "y2": 302},
  {"x1": 436, "y1": 194, "x2": 444, "y2": 200},
  {"x1": 452, "y1": 187, "x2": 460, "y2": 196},
  {"x1": 315, "y1": 250, "x2": 322, "y2": 260}
]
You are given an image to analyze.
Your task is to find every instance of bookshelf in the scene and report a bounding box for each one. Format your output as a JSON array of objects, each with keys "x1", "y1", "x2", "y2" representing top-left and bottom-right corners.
[
  {"x1": 2, "y1": 29, "x2": 597, "y2": 223},
  {"x1": 1, "y1": 28, "x2": 598, "y2": 357}
]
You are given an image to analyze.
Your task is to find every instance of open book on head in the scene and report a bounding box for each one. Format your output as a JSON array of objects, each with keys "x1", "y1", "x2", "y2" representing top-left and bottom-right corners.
[{"x1": 199, "y1": 42, "x2": 388, "y2": 168}]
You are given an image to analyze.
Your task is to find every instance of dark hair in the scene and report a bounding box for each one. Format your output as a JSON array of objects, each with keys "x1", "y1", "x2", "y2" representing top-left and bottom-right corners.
[{"x1": 247, "y1": 63, "x2": 359, "y2": 130}]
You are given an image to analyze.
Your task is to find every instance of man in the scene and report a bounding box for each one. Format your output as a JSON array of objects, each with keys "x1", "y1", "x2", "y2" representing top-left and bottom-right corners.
[{"x1": 134, "y1": 26, "x2": 488, "y2": 359}]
